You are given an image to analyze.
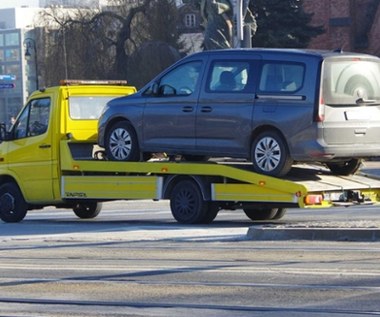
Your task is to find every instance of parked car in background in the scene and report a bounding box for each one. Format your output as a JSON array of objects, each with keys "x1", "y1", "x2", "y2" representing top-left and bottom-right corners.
[{"x1": 98, "y1": 48, "x2": 380, "y2": 177}]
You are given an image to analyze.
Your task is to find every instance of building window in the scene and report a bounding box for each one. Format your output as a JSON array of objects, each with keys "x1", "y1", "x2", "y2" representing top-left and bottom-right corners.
[
  {"x1": 5, "y1": 32, "x2": 19, "y2": 46},
  {"x1": 184, "y1": 13, "x2": 196, "y2": 28},
  {"x1": 5, "y1": 64, "x2": 20, "y2": 77},
  {"x1": 5, "y1": 48, "x2": 19, "y2": 62}
]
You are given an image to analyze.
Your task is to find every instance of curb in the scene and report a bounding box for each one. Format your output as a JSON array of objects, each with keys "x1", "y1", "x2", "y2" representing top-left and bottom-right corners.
[{"x1": 246, "y1": 226, "x2": 380, "y2": 241}]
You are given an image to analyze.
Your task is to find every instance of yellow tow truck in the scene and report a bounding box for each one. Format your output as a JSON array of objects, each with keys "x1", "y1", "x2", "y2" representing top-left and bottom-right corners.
[{"x1": 0, "y1": 80, "x2": 380, "y2": 223}]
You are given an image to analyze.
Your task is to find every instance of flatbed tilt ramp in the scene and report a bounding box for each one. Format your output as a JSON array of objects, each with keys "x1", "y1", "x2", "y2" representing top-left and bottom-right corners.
[{"x1": 60, "y1": 140, "x2": 380, "y2": 223}]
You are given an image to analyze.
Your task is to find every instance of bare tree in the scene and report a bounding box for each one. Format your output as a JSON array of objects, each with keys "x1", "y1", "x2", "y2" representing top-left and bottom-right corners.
[{"x1": 38, "y1": 0, "x2": 184, "y2": 87}]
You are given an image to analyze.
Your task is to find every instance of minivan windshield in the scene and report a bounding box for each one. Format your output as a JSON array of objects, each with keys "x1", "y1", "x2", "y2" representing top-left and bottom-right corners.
[{"x1": 322, "y1": 58, "x2": 380, "y2": 105}]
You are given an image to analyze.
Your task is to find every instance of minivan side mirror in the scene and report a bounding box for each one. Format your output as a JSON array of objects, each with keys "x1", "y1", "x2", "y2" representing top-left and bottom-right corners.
[{"x1": 151, "y1": 82, "x2": 159, "y2": 96}]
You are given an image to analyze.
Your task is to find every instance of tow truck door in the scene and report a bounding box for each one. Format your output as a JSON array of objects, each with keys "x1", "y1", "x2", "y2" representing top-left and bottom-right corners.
[{"x1": 5, "y1": 96, "x2": 54, "y2": 202}]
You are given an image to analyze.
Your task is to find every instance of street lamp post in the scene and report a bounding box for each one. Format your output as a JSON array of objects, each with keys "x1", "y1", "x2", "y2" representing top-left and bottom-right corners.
[{"x1": 23, "y1": 38, "x2": 39, "y2": 90}]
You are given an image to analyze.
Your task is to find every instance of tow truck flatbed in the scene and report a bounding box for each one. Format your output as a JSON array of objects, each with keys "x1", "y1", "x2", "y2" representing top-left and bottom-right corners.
[{"x1": 60, "y1": 140, "x2": 380, "y2": 222}]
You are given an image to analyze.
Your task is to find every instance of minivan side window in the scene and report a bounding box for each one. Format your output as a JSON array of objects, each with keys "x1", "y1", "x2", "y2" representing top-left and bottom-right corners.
[
  {"x1": 158, "y1": 61, "x2": 202, "y2": 96},
  {"x1": 208, "y1": 61, "x2": 251, "y2": 93},
  {"x1": 259, "y1": 62, "x2": 305, "y2": 93}
]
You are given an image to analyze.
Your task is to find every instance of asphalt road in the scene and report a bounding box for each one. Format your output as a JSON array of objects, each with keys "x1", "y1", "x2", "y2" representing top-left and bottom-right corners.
[{"x1": 1, "y1": 201, "x2": 380, "y2": 316}]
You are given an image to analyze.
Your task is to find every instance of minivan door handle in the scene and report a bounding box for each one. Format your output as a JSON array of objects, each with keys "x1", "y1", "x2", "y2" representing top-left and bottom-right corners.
[
  {"x1": 182, "y1": 106, "x2": 193, "y2": 112},
  {"x1": 201, "y1": 106, "x2": 212, "y2": 113}
]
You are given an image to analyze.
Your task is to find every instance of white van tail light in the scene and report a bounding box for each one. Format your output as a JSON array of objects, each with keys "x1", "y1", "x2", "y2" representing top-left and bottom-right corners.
[{"x1": 316, "y1": 97, "x2": 325, "y2": 122}]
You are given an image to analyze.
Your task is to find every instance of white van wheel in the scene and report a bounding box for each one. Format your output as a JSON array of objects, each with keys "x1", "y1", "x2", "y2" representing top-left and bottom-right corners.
[{"x1": 252, "y1": 131, "x2": 293, "y2": 177}]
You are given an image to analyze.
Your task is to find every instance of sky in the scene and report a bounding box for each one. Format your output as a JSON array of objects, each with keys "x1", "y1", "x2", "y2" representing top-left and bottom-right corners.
[{"x1": 0, "y1": 0, "x2": 40, "y2": 9}]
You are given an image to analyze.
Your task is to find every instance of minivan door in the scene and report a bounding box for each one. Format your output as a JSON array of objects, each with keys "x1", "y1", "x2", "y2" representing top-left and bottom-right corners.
[
  {"x1": 142, "y1": 60, "x2": 203, "y2": 152},
  {"x1": 196, "y1": 58, "x2": 259, "y2": 157}
]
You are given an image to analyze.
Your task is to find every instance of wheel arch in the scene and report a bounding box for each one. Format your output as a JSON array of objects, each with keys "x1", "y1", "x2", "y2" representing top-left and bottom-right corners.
[{"x1": 0, "y1": 174, "x2": 26, "y2": 200}]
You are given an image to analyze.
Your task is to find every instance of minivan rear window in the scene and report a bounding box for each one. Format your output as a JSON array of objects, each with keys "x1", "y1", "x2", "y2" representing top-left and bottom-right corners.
[{"x1": 322, "y1": 59, "x2": 380, "y2": 105}]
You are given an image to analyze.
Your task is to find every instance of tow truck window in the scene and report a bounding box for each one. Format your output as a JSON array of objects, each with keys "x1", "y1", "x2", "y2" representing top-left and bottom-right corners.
[
  {"x1": 69, "y1": 96, "x2": 118, "y2": 120},
  {"x1": 13, "y1": 98, "x2": 50, "y2": 139}
]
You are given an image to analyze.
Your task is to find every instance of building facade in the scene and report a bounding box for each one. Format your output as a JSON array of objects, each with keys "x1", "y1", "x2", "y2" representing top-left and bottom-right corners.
[
  {"x1": 0, "y1": 7, "x2": 44, "y2": 125},
  {"x1": 304, "y1": 0, "x2": 380, "y2": 56}
]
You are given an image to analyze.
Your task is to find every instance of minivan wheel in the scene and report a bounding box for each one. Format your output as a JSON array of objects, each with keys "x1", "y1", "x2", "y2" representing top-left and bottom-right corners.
[
  {"x1": 326, "y1": 159, "x2": 362, "y2": 176},
  {"x1": 251, "y1": 131, "x2": 293, "y2": 177},
  {"x1": 105, "y1": 121, "x2": 139, "y2": 161}
]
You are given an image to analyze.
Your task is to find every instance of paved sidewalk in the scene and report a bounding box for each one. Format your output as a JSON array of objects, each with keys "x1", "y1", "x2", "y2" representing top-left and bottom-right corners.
[{"x1": 247, "y1": 160, "x2": 380, "y2": 241}]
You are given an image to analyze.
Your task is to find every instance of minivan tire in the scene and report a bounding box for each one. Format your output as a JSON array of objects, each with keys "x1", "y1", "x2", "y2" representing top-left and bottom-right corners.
[
  {"x1": 326, "y1": 159, "x2": 362, "y2": 176},
  {"x1": 105, "y1": 121, "x2": 139, "y2": 161},
  {"x1": 251, "y1": 131, "x2": 293, "y2": 177}
]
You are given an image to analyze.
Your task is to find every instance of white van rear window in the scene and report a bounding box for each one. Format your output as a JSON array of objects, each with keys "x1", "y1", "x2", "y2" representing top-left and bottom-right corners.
[{"x1": 322, "y1": 59, "x2": 380, "y2": 105}]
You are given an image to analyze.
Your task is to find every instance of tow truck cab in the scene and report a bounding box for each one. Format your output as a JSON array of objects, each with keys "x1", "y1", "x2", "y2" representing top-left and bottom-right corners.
[{"x1": 0, "y1": 80, "x2": 136, "y2": 222}]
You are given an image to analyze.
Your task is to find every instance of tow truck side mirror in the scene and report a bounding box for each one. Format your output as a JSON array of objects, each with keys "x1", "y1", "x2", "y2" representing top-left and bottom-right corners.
[{"x1": 0, "y1": 123, "x2": 7, "y2": 142}]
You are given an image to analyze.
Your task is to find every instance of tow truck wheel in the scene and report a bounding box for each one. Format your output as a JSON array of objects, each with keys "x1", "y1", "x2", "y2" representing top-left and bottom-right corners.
[
  {"x1": 200, "y1": 203, "x2": 219, "y2": 224},
  {"x1": 170, "y1": 180, "x2": 208, "y2": 224},
  {"x1": 0, "y1": 182, "x2": 28, "y2": 223},
  {"x1": 271, "y1": 208, "x2": 287, "y2": 220},
  {"x1": 105, "y1": 121, "x2": 139, "y2": 161},
  {"x1": 243, "y1": 207, "x2": 278, "y2": 221},
  {"x1": 73, "y1": 202, "x2": 102, "y2": 219}
]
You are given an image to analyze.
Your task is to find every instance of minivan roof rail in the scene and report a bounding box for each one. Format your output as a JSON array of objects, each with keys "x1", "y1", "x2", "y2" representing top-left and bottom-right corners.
[{"x1": 333, "y1": 48, "x2": 343, "y2": 53}]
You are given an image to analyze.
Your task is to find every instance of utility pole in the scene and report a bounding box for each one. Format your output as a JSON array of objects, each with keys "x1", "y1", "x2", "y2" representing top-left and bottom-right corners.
[{"x1": 235, "y1": 0, "x2": 254, "y2": 48}]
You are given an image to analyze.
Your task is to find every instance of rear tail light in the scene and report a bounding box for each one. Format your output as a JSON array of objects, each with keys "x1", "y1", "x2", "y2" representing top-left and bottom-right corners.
[
  {"x1": 316, "y1": 97, "x2": 325, "y2": 122},
  {"x1": 304, "y1": 194, "x2": 323, "y2": 205}
]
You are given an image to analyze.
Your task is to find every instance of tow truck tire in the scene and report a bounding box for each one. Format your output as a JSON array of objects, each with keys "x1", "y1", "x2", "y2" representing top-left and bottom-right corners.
[
  {"x1": 243, "y1": 207, "x2": 278, "y2": 221},
  {"x1": 252, "y1": 130, "x2": 293, "y2": 177},
  {"x1": 201, "y1": 203, "x2": 219, "y2": 224},
  {"x1": 105, "y1": 121, "x2": 139, "y2": 161},
  {"x1": 271, "y1": 208, "x2": 287, "y2": 220},
  {"x1": 73, "y1": 202, "x2": 102, "y2": 219},
  {"x1": 326, "y1": 159, "x2": 362, "y2": 176},
  {"x1": 170, "y1": 180, "x2": 208, "y2": 224},
  {"x1": 0, "y1": 182, "x2": 28, "y2": 223}
]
